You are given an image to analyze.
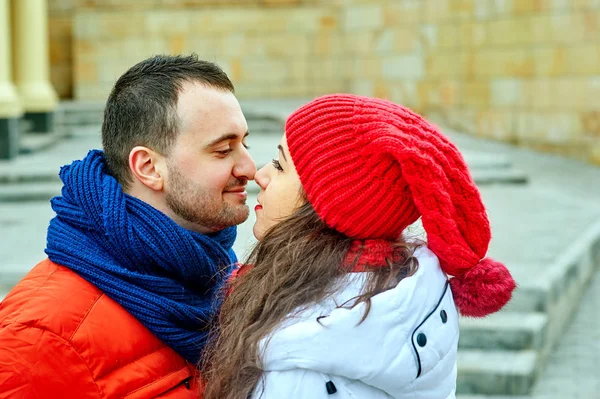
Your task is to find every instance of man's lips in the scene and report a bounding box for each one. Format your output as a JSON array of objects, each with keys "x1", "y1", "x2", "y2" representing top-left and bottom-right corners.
[
  {"x1": 223, "y1": 187, "x2": 247, "y2": 199},
  {"x1": 224, "y1": 186, "x2": 246, "y2": 193}
]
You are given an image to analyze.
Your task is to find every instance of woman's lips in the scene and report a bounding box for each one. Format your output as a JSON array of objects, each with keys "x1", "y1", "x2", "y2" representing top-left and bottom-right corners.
[{"x1": 255, "y1": 204, "x2": 263, "y2": 211}]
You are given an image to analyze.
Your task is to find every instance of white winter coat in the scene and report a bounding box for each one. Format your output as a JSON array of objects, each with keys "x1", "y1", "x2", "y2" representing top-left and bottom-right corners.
[{"x1": 251, "y1": 246, "x2": 459, "y2": 399}]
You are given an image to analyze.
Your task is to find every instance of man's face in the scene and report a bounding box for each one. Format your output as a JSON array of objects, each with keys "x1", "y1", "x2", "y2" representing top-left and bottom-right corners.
[{"x1": 164, "y1": 82, "x2": 256, "y2": 233}]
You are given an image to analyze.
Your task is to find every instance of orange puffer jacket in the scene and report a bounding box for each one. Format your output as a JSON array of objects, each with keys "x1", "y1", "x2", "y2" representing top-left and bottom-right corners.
[{"x1": 0, "y1": 259, "x2": 203, "y2": 399}]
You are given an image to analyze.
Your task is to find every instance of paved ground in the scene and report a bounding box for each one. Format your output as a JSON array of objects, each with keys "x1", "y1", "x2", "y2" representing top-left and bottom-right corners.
[{"x1": 1, "y1": 101, "x2": 600, "y2": 396}]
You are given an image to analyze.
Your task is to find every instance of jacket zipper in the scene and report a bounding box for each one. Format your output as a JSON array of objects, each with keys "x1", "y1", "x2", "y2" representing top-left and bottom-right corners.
[{"x1": 157, "y1": 376, "x2": 192, "y2": 396}]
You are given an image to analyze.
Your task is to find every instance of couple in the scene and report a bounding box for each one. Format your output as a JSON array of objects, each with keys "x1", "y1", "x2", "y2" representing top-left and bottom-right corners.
[{"x1": 0, "y1": 55, "x2": 515, "y2": 399}]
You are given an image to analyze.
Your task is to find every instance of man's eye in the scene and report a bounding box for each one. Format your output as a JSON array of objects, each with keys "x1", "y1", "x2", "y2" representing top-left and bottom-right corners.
[{"x1": 217, "y1": 149, "x2": 233, "y2": 155}]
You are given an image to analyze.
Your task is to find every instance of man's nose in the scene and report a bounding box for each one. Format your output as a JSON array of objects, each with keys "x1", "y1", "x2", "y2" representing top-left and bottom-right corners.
[{"x1": 233, "y1": 146, "x2": 257, "y2": 180}]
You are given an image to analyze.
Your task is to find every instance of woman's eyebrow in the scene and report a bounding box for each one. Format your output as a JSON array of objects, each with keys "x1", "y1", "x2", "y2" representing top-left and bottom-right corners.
[{"x1": 278, "y1": 145, "x2": 288, "y2": 162}]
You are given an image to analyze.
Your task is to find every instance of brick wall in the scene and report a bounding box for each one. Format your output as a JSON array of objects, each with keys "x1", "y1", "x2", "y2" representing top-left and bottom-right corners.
[{"x1": 48, "y1": 0, "x2": 600, "y2": 164}]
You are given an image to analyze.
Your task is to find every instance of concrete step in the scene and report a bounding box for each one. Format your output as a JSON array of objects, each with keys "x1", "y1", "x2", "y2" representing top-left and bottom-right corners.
[
  {"x1": 57, "y1": 101, "x2": 104, "y2": 126},
  {"x1": 459, "y1": 312, "x2": 547, "y2": 351},
  {"x1": 456, "y1": 218, "x2": 600, "y2": 395},
  {"x1": 0, "y1": 182, "x2": 62, "y2": 202},
  {"x1": 20, "y1": 131, "x2": 70, "y2": 155},
  {"x1": 457, "y1": 350, "x2": 538, "y2": 396},
  {"x1": 471, "y1": 168, "x2": 528, "y2": 185}
]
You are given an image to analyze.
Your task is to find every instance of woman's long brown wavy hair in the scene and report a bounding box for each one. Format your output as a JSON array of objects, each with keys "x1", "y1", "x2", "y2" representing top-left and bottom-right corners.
[{"x1": 201, "y1": 197, "x2": 420, "y2": 399}]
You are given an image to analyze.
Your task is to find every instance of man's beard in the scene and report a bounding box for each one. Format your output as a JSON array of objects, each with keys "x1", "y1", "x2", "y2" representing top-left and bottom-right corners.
[{"x1": 165, "y1": 164, "x2": 249, "y2": 231}]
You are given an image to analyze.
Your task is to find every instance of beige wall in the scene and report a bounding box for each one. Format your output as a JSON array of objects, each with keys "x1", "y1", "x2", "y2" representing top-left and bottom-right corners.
[{"x1": 49, "y1": 0, "x2": 600, "y2": 164}]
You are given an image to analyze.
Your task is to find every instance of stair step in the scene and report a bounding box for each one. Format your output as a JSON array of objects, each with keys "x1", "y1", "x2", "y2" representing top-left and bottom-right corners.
[
  {"x1": 462, "y1": 152, "x2": 512, "y2": 169},
  {"x1": 0, "y1": 182, "x2": 62, "y2": 202},
  {"x1": 457, "y1": 350, "x2": 538, "y2": 396},
  {"x1": 459, "y1": 312, "x2": 547, "y2": 351},
  {"x1": 19, "y1": 131, "x2": 69, "y2": 155},
  {"x1": 471, "y1": 168, "x2": 528, "y2": 185}
]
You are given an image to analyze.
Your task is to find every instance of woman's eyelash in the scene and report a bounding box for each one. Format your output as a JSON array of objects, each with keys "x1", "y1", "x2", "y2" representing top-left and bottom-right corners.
[{"x1": 272, "y1": 159, "x2": 283, "y2": 171}]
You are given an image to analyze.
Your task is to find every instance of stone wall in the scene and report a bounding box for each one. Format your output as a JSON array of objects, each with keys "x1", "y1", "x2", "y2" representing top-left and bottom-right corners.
[
  {"x1": 48, "y1": 0, "x2": 600, "y2": 164},
  {"x1": 340, "y1": 0, "x2": 600, "y2": 164}
]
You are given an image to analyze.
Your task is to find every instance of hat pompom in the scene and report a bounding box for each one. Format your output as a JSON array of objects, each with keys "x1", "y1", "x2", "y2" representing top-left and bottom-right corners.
[{"x1": 449, "y1": 258, "x2": 516, "y2": 317}]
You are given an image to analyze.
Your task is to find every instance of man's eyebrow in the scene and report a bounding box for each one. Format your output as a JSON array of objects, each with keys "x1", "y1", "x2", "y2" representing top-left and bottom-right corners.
[
  {"x1": 205, "y1": 132, "x2": 249, "y2": 149},
  {"x1": 278, "y1": 145, "x2": 288, "y2": 162}
]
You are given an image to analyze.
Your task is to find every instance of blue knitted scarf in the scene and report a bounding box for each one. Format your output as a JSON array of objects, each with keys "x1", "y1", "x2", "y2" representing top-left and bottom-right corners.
[{"x1": 45, "y1": 150, "x2": 237, "y2": 364}]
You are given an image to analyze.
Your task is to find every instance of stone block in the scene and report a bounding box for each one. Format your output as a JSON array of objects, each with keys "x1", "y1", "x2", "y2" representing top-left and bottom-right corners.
[
  {"x1": 345, "y1": 57, "x2": 382, "y2": 80},
  {"x1": 419, "y1": 24, "x2": 438, "y2": 50},
  {"x1": 463, "y1": 80, "x2": 490, "y2": 107},
  {"x1": 286, "y1": 9, "x2": 333, "y2": 33},
  {"x1": 145, "y1": 11, "x2": 189, "y2": 35},
  {"x1": 343, "y1": 4, "x2": 383, "y2": 31},
  {"x1": 439, "y1": 80, "x2": 461, "y2": 106},
  {"x1": 381, "y1": 55, "x2": 425, "y2": 80},
  {"x1": 342, "y1": 31, "x2": 375, "y2": 54},
  {"x1": 318, "y1": 15, "x2": 338, "y2": 31},
  {"x1": 438, "y1": 23, "x2": 460, "y2": 49},
  {"x1": 373, "y1": 30, "x2": 394, "y2": 55},
  {"x1": 23, "y1": 112, "x2": 55, "y2": 134},
  {"x1": 475, "y1": 110, "x2": 515, "y2": 141},
  {"x1": 73, "y1": 13, "x2": 100, "y2": 39},
  {"x1": 220, "y1": 33, "x2": 247, "y2": 57},
  {"x1": 531, "y1": 15, "x2": 553, "y2": 42},
  {"x1": 473, "y1": 0, "x2": 492, "y2": 20},
  {"x1": 0, "y1": 118, "x2": 19, "y2": 160},
  {"x1": 312, "y1": 33, "x2": 343, "y2": 56},
  {"x1": 168, "y1": 35, "x2": 187, "y2": 54},
  {"x1": 490, "y1": 78, "x2": 522, "y2": 107},
  {"x1": 307, "y1": 58, "x2": 343, "y2": 84},
  {"x1": 74, "y1": 61, "x2": 97, "y2": 85},
  {"x1": 550, "y1": 14, "x2": 586, "y2": 43},
  {"x1": 100, "y1": 13, "x2": 146, "y2": 38},
  {"x1": 387, "y1": 82, "x2": 419, "y2": 108},
  {"x1": 487, "y1": 18, "x2": 515, "y2": 45},
  {"x1": 239, "y1": 59, "x2": 289, "y2": 83},
  {"x1": 459, "y1": 22, "x2": 486, "y2": 47},
  {"x1": 530, "y1": 112, "x2": 584, "y2": 143},
  {"x1": 383, "y1": 2, "x2": 421, "y2": 26},
  {"x1": 394, "y1": 28, "x2": 420, "y2": 53},
  {"x1": 423, "y1": 0, "x2": 449, "y2": 23},
  {"x1": 187, "y1": 37, "x2": 220, "y2": 60},
  {"x1": 500, "y1": 49, "x2": 535, "y2": 77},
  {"x1": 349, "y1": 81, "x2": 374, "y2": 97},
  {"x1": 526, "y1": 80, "x2": 551, "y2": 110},
  {"x1": 587, "y1": 76, "x2": 600, "y2": 110},
  {"x1": 288, "y1": 59, "x2": 308, "y2": 81},
  {"x1": 533, "y1": 47, "x2": 565, "y2": 77},
  {"x1": 564, "y1": 45, "x2": 600, "y2": 75}
]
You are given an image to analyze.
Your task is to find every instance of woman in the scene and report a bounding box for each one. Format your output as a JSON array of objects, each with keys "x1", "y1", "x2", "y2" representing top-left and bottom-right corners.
[{"x1": 202, "y1": 94, "x2": 516, "y2": 399}]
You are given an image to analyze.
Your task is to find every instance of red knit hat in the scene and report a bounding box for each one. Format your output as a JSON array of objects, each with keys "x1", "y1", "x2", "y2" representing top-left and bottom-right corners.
[{"x1": 285, "y1": 94, "x2": 515, "y2": 318}]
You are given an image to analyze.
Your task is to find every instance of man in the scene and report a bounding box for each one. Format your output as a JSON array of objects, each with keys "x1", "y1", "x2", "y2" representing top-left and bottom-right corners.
[{"x1": 0, "y1": 54, "x2": 255, "y2": 398}]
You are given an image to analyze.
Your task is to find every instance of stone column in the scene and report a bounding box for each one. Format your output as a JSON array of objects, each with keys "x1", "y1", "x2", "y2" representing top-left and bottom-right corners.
[
  {"x1": 12, "y1": 0, "x2": 58, "y2": 133},
  {"x1": 0, "y1": 0, "x2": 21, "y2": 159}
]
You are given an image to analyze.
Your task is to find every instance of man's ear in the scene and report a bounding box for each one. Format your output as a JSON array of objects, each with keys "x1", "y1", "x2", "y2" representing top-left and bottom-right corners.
[{"x1": 128, "y1": 146, "x2": 166, "y2": 192}]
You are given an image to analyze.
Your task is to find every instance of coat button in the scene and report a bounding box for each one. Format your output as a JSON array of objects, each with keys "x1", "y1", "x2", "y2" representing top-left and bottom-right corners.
[
  {"x1": 417, "y1": 333, "x2": 427, "y2": 347},
  {"x1": 440, "y1": 309, "x2": 448, "y2": 323},
  {"x1": 325, "y1": 381, "x2": 337, "y2": 394}
]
